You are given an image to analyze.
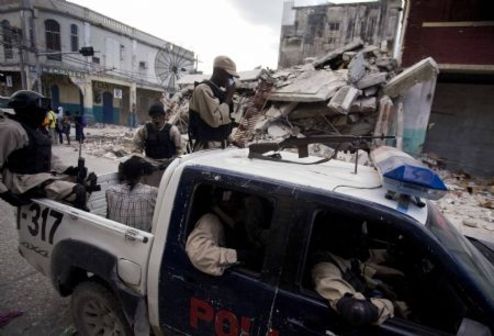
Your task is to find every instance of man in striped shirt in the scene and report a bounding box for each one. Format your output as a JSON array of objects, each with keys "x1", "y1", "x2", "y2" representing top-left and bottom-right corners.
[{"x1": 106, "y1": 156, "x2": 157, "y2": 232}]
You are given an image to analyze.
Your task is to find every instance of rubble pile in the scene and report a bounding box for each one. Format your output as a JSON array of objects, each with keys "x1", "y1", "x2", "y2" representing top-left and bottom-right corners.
[
  {"x1": 166, "y1": 39, "x2": 411, "y2": 151},
  {"x1": 419, "y1": 155, "x2": 494, "y2": 240}
]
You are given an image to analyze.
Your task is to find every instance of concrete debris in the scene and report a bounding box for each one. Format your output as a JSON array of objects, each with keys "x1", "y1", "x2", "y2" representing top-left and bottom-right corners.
[
  {"x1": 328, "y1": 85, "x2": 360, "y2": 115},
  {"x1": 347, "y1": 52, "x2": 367, "y2": 84},
  {"x1": 268, "y1": 69, "x2": 346, "y2": 102},
  {"x1": 383, "y1": 57, "x2": 439, "y2": 98},
  {"x1": 355, "y1": 72, "x2": 388, "y2": 89},
  {"x1": 313, "y1": 38, "x2": 364, "y2": 69}
]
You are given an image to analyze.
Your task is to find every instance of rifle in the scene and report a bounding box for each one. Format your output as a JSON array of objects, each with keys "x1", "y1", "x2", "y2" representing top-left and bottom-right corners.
[
  {"x1": 76, "y1": 140, "x2": 101, "y2": 192},
  {"x1": 248, "y1": 135, "x2": 395, "y2": 172}
]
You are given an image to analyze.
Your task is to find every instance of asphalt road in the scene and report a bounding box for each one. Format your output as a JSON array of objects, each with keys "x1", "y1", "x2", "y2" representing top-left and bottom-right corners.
[{"x1": 0, "y1": 144, "x2": 118, "y2": 336}]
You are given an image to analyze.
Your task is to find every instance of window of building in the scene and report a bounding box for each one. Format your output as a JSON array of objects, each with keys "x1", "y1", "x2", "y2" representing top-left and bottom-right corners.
[
  {"x1": 139, "y1": 61, "x2": 147, "y2": 70},
  {"x1": 120, "y1": 44, "x2": 125, "y2": 61},
  {"x1": 92, "y1": 56, "x2": 100, "y2": 64},
  {"x1": 329, "y1": 22, "x2": 340, "y2": 31},
  {"x1": 45, "y1": 19, "x2": 61, "y2": 61},
  {"x1": 70, "y1": 24, "x2": 78, "y2": 52},
  {"x1": 2, "y1": 20, "x2": 13, "y2": 60}
]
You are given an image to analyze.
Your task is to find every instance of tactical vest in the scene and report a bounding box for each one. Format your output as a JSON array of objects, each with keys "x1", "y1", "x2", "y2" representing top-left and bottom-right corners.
[
  {"x1": 7, "y1": 123, "x2": 52, "y2": 174},
  {"x1": 144, "y1": 123, "x2": 176, "y2": 159},
  {"x1": 189, "y1": 80, "x2": 233, "y2": 142}
]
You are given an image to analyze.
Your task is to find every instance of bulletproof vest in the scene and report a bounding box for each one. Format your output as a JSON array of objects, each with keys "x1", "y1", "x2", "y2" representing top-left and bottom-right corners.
[
  {"x1": 7, "y1": 122, "x2": 52, "y2": 174},
  {"x1": 189, "y1": 80, "x2": 233, "y2": 142},
  {"x1": 144, "y1": 122, "x2": 176, "y2": 159}
]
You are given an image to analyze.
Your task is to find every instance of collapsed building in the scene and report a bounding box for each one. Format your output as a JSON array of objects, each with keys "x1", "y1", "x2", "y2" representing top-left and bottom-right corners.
[{"x1": 165, "y1": 39, "x2": 438, "y2": 161}]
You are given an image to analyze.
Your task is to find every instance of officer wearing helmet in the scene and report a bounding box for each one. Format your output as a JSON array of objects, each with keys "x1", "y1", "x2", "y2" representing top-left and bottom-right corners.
[{"x1": 0, "y1": 90, "x2": 92, "y2": 209}]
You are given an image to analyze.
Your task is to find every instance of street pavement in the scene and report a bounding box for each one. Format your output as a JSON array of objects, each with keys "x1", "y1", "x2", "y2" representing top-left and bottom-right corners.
[{"x1": 0, "y1": 143, "x2": 118, "y2": 336}]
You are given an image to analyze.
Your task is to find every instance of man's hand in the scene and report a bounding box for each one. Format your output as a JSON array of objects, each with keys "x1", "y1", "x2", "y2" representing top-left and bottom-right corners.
[
  {"x1": 225, "y1": 81, "x2": 236, "y2": 105},
  {"x1": 0, "y1": 191, "x2": 32, "y2": 207}
]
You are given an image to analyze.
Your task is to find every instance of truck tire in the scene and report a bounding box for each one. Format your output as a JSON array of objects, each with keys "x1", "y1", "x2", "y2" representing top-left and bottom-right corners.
[{"x1": 72, "y1": 281, "x2": 132, "y2": 336}]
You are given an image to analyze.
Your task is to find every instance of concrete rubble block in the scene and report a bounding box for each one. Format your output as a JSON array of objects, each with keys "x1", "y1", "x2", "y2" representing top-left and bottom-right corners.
[
  {"x1": 383, "y1": 57, "x2": 439, "y2": 98},
  {"x1": 348, "y1": 113, "x2": 360, "y2": 124},
  {"x1": 267, "y1": 121, "x2": 291, "y2": 139},
  {"x1": 364, "y1": 86, "x2": 378, "y2": 97},
  {"x1": 355, "y1": 72, "x2": 387, "y2": 90},
  {"x1": 265, "y1": 105, "x2": 282, "y2": 119},
  {"x1": 268, "y1": 70, "x2": 346, "y2": 103},
  {"x1": 313, "y1": 38, "x2": 364, "y2": 69},
  {"x1": 327, "y1": 85, "x2": 360, "y2": 115},
  {"x1": 342, "y1": 51, "x2": 357, "y2": 62},
  {"x1": 347, "y1": 52, "x2": 367, "y2": 84},
  {"x1": 345, "y1": 118, "x2": 375, "y2": 135},
  {"x1": 359, "y1": 97, "x2": 377, "y2": 113}
]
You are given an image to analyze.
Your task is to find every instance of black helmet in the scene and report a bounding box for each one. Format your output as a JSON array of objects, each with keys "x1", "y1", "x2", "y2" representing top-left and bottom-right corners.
[
  {"x1": 8, "y1": 90, "x2": 51, "y2": 127},
  {"x1": 8, "y1": 90, "x2": 51, "y2": 112},
  {"x1": 148, "y1": 102, "x2": 165, "y2": 116}
]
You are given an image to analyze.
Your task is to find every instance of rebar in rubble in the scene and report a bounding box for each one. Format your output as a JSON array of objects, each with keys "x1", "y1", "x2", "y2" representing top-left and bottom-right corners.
[{"x1": 232, "y1": 77, "x2": 275, "y2": 147}]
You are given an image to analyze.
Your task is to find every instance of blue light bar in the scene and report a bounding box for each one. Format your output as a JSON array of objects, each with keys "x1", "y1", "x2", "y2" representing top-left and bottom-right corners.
[{"x1": 371, "y1": 146, "x2": 448, "y2": 200}]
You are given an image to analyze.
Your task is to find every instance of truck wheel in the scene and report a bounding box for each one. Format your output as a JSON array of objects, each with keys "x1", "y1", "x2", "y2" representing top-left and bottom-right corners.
[{"x1": 72, "y1": 281, "x2": 132, "y2": 336}]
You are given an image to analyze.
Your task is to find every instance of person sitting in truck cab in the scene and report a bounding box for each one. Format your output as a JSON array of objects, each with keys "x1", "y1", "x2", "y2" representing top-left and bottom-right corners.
[
  {"x1": 185, "y1": 189, "x2": 267, "y2": 276},
  {"x1": 311, "y1": 220, "x2": 407, "y2": 326},
  {"x1": 0, "y1": 90, "x2": 94, "y2": 210},
  {"x1": 106, "y1": 156, "x2": 158, "y2": 232}
]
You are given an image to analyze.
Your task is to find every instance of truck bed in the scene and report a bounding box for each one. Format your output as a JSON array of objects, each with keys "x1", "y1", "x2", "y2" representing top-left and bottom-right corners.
[{"x1": 87, "y1": 172, "x2": 119, "y2": 217}]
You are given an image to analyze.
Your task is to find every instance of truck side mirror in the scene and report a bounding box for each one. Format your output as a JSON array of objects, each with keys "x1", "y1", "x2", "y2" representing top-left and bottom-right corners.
[{"x1": 456, "y1": 318, "x2": 492, "y2": 336}]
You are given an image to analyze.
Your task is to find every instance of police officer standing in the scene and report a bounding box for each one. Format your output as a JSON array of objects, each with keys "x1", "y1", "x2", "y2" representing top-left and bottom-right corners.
[
  {"x1": 189, "y1": 56, "x2": 239, "y2": 151},
  {"x1": 0, "y1": 90, "x2": 93, "y2": 210},
  {"x1": 133, "y1": 102, "x2": 182, "y2": 160}
]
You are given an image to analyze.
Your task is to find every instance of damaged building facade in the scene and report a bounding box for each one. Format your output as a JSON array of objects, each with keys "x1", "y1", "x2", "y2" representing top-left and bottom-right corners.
[
  {"x1": 399, "y1": 0, "x2": 494, "y2": 176},
  {"x1": 279, "y1": 0, "x2": 402, "y2": 68},
  {"x1": 0, "y1": 0, "x2": 195, "y2": 124}
]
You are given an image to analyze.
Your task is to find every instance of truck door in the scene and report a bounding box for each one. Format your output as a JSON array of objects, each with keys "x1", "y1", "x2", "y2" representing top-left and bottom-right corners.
[
  {"x1": 155, "y1": 167, "x2": 286, "y2": 335},
  {"x1": 269, "y1": 190, "x2": 493, "y2": 336}
]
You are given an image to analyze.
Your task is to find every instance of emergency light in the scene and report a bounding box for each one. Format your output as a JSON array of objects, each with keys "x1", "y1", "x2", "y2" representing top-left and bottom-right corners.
[{"x1": 371, "y1": 146, "x2": 447, "y2": 200}]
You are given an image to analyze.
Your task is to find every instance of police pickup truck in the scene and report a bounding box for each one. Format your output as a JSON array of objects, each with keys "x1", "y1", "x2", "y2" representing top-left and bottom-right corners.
[{"x1": 16, "y1": 141, "x2": 494, "y2": 336}]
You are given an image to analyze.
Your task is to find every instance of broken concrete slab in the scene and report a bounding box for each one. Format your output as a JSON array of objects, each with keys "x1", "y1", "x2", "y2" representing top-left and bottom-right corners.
[
  {"x1": 328, "y1": 85, "x2": 360, "y2": 114},
  {"x1": 268, "y1": 70, "x2": 346, "y2": 102},
  {"x1": 355, "y1": 72, "x2": 387, "y2": 89},
  {"x1": 267, "y1": 122, "x2": 291, "y2": 139},
  {"x1": 363, "y1": 86, "x2": 378, "y2": 97},
  {"x1": 383, "y1": 57, "x2": 439, "y2": 98},
  {"x1": 347, "y1": 52, "x2": 367, "y2": 84},
  {"x1": 313, "y1": 38, "x2": 364, "y2": 69},
  {"x1": 360, "y1": 97, "x2": 377, "y2": 113}
]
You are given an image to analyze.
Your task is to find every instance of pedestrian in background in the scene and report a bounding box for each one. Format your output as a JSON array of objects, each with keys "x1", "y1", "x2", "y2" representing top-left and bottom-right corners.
[
  {"x1": 75, "y1": 111, "x2": 86, "y2": 143},
  {"x1": 45, "y1": 108, "x2": 58, "y2": 144},
  {"x1": 56, "y1": 106, "x2": 64, "y2": 144},
  {"x1": 62, "y1": 112, "x2": 71, "y2": 145}
]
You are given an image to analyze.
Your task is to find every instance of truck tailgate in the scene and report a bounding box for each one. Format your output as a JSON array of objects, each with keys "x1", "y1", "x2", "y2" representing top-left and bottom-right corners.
[{"x1": 17, "y1": 198, "x2": 154, "y2": 295}]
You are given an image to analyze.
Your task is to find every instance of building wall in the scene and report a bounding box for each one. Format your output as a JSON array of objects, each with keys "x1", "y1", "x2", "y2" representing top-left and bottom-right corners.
[
  {"x1": 401, "y1": 0, "x2": 494, "y2": 69},
  {"x1": 0, "y1": 0, "x2": 195, "y2": 125},
  {"x1": 423, "y1": 82, "x2": 494, "y2": 177},
  {"x1": 278, "y1": 0, "x2": 401, "y2": 68}
]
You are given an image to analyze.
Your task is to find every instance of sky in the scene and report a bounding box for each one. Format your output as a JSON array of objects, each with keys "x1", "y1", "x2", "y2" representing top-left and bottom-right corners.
[{"x1": 69, "y1": 0, "x2": 375, "y2": 73}]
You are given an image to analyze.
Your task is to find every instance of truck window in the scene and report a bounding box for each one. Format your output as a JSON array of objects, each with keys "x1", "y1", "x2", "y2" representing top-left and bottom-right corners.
[
  {"x1": 298, "y1": 207, "x2": 484, "y2": 334},
  {"x1": 184, "y1": 183, "x2": 274, "y2": 274}
]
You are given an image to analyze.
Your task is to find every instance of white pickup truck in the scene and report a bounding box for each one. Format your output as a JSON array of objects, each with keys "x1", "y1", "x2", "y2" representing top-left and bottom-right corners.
[{"x1": 16, "y1": 147, "x2": 494, "y2": 336}]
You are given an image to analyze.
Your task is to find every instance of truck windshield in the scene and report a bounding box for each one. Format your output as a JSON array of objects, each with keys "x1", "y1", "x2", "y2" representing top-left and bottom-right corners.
[{"x1": 426, "y1": 204, "x2": 494, "y2": 302}]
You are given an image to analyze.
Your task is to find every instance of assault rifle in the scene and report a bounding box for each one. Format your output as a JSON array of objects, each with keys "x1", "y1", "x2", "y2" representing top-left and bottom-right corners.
[
  {"x1": 76, "y1": 140, "x2": 101, "y2": 192},
  {"x1": 248, "y1": 135, "x2": 395, "y2": 172}
]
